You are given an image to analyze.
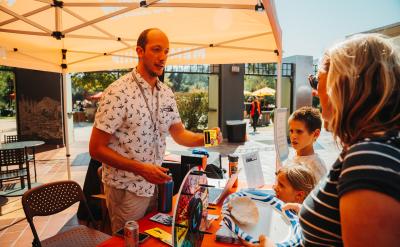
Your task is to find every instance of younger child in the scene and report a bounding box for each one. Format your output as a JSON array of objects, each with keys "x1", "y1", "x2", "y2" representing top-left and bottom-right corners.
[
  {"x1": 273, "y1": 165, "x2": 316, "y2": 204},
  {"x1": 287, "y1": 106, "x2": 327, "y2": 182}
]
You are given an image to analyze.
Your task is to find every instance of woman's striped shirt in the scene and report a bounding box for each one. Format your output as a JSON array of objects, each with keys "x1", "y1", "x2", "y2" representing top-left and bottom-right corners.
[{"x1": 299, "y1": 134, "x2": 400, "y2": 246}]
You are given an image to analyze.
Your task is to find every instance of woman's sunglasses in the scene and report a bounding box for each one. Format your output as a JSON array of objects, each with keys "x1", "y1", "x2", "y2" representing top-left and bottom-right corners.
[{"x1": 308, "y1": 75, "x2": 319, "y2": 90}]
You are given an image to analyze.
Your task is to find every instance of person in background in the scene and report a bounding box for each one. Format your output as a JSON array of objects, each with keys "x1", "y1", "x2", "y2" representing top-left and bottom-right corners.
[
  {"x1": 245, "y1": 33, "x2": 400, "y2": 247},
  {"x1": 286, "y1": 106, "x2": 327, "y2": 182},
  {"x1": 89, "y1": 28, "x2": 222, "y2": 233},
  {"x1": 250, "y1": 96, "x2": 261, "y2": 132}
]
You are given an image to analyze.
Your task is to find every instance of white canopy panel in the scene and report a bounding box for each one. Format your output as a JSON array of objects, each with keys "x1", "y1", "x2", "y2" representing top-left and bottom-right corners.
[{"x1": 0, "y1": 0, "x2": 282, "y2": 72}]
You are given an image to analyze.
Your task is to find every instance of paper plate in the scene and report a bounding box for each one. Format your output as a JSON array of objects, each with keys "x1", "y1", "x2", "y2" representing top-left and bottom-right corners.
[{"x1": 221, "y1": 190, "x2": 301, "y2": 246}]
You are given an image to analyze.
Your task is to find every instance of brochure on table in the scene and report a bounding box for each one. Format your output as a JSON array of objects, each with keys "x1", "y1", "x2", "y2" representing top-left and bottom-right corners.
[{"x1": 242, "y1": 151, "x2": 265, "y2": 188}]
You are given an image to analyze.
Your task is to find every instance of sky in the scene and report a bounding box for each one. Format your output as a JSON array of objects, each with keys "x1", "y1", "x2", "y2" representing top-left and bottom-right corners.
[{"x1": 274, "y1": 0, "x2": 400, "y2": 60}]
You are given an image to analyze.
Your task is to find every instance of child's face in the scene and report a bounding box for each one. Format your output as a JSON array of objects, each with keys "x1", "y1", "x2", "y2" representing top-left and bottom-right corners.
[
  {"x1": 289, "y1": 120, "x2": 319, "y2": 156},
  {"x1": 273, "y1": 172, "x2": 299, "y2": 203}
]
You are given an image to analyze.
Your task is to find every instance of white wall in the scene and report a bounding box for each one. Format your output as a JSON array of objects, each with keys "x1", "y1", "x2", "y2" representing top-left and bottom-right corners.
[{"x1": 283, "y1": 55, "x2": 313, "y2": 111}]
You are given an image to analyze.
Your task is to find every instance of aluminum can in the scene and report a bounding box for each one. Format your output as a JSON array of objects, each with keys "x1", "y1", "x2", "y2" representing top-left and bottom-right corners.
[
  {"x1": 228, "y1": 154, "x2": 239, "y2": 187},
  {"x1": 158, "y1": 178, "x2": 174, "y2": 213},
  {"x1": 124, "y1": 220, "x2": 139, "y2": 247}
]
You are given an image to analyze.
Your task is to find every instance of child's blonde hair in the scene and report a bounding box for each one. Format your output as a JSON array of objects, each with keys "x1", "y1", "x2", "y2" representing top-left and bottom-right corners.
[{"x1": 277, "y1": 165, "x2": 316, "y2": 197}]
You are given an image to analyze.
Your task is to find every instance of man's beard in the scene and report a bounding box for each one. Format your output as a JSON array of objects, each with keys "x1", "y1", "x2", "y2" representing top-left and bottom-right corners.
[{"x1": 144, "y1": 63, "x2": 160, "y2": 77}]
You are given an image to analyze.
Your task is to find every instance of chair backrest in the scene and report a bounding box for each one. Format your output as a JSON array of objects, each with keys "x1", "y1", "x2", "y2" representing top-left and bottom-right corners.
[
  {"x1": 22, "y1": 181, "x2": 96, "y2": 246},
  {"x1": 0, "y1": 148, "x2": 26, "y2": 167},
  {"x1": 4, "y1": 134, "x2": 19, "y2": 143}
]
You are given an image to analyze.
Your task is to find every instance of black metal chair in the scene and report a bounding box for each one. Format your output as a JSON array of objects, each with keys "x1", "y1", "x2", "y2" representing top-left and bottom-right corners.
[
  {"x1": 0, "y1": 147, "x2": 31, "y2": 192},
  {"x1": 22, "y1": 180, "x2": 111, "y2": 247},
  {"x1": 4, "y1": 134, "x2": 19, "y2": 143},
  {"x1": 4, "y1": 134, "x2": 38, "y2": 182}
]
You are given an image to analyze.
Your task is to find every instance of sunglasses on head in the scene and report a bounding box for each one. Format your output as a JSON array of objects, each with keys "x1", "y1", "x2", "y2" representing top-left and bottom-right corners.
[{"x1": 308, "y1": 75, "x2": 318, "y2": 90}]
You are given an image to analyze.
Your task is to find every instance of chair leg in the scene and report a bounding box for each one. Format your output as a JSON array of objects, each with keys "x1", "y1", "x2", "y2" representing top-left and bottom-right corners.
[
  {"x1": 26, "y1": 161, "x2": 31, "y2": 189},
  {"x1": 32, "y1": 147, "x2": 37, "y2": 183},
  {"x1": 20, "y1": 164, "x2": 25, "y2": 189}
]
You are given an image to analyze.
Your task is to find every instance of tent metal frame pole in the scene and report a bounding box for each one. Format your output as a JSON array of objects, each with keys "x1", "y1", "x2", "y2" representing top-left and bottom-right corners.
[
  {"x1": 62, "y1": 0, "x2": 162, "y2": 34},
  {"x1": 60, "y1": 48, "x2": 72, "y2": 179},
  {"x1": 217, "y1": 46, "x2": 275, "y2": 52},
  {"x1": 0, "y1": 6, "x2": 52, "y2": 34},
  {"x1": 152, "y1": 3, "x2": 253, "y2": 9},
  {"x1": 34, "y1": 0, "x2": 52, "y2": 4},
  {"x1": 62, "y1": 71, "x2": 71, "y2": 180},
  {"x1": 0, "y1": 28, "x2": 49, "y2": 36},
  {"x1": 168, "y1": 32, "x2": 272, "y2": 57},
  {"x1": 55, "y1": 3, "x2": 61, "y2": 32},
  {"x1": 63, "y1": 2, "x2": 253, "y2": 10},
  {"x1": 10, "y1": 49, "x2": 59, "y2": 67},
  {"x1": 62, "y1": 7, "x2": 132, "y2": 48},
  {"x1": 68, "y1": 46, "x2": 136, "y2": 66},
  {"x1": 65, "y1": 34, "x2": 132, "y2": 41},
  {"x1": 0, "y1": 5, "x2": 51, "y2": 26}
]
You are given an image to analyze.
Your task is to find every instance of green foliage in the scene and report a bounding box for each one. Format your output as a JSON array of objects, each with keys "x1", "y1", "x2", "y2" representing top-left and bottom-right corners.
[
  {"x1": 244, "y1": 75, "x2": 276, "y2": 108},
  {"x1": 165, "y1": 73, "x2": 208, "y2": 92},
  {"x1": 71, "y1": 70, "x2": 129, "y2": 100},
  {"x1": 175, "y1": 90, "x2": 208, "y2": 132},
  {"x1": 244, "y1": 75, "x2": 275, "y2": 92},
  {"x1": 0, "y1": 67, "x2": 15, "y2": 112}
]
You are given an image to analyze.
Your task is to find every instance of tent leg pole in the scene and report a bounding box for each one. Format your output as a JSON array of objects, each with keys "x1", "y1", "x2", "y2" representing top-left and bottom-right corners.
[
  {"x1": 62, "y1": 72, "x2": 71, "y2": 180},
  {"x1": 276, "y1": 62, "x2": 282, "y2": 108}
]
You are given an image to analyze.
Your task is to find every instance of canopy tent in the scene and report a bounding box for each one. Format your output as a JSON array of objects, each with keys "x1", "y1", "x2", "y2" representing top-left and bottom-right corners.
[
  {"x1": 0, "y1": 0, "x2": 282, "y2": 72},
  {"x1": 0, "y1": 0, "x2": 282, "y2": 179},
  {"x1": 251, "y1": 86, "x2": 275, "y2": 97}
]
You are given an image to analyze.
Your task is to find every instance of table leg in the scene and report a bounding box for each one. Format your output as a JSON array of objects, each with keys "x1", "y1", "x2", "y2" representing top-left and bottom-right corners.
[{"x1": 0, "y1": 195, "x2": 8, "y2": 206}]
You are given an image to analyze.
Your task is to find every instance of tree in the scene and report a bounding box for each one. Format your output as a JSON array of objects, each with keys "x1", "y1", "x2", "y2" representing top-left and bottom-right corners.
[
  {"x1": 244, "y1": 75, "x2": 275, "y2": 92},
  {"x1": 70, "y1": 70, "x2": 129, "y2": 101},
  {"x1": 0, "y1": 67, "x2": 15, "y2": 112},
  {"x1": 175, "y1": 90, "x2": 208, "y2": 131},
  {"x1": 165, "y1": 72, "x2": 209, "y2": 92}
]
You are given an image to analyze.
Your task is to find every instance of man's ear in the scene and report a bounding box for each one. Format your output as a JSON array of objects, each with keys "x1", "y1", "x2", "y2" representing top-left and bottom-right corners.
[
  {"x1": 136, "y1": 46, "x2": 144, "y2": 58},
  {"x1": 295, "y1": 191, "x2": 305, "y2": 203}
]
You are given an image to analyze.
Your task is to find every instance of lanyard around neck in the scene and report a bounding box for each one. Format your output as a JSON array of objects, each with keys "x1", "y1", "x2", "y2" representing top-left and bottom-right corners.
[
  {"x1": 132, "y1": 73, "x2": 159, "y2": 132},
  {"x1": 132, "y1": 72, "x2": 161, "y2": 162}
]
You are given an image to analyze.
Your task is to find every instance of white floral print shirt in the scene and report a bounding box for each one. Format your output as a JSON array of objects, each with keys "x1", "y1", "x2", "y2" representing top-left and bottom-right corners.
[{"x1": 94, "y1": 68, "x2": 181, "y2": 197}]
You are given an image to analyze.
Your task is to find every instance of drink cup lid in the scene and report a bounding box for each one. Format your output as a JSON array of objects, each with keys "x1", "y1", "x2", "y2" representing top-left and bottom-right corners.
[{"x1": 228, "y1": 154, "x2": 239, "y2": 162}]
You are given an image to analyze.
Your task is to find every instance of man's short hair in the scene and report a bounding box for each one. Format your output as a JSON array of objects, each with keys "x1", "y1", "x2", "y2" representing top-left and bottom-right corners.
[
  {"x1": 289, "y1": 106, "x2": 322, "y2": 133},
  {"x1": 137, "y1": 28, "x2": 160, "y2": 50}
]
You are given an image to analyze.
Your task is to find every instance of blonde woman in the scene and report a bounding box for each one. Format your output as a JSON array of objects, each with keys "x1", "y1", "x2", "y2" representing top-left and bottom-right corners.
[{"x1": 247, "y1": 34, "x2": 400, "y2": 247}]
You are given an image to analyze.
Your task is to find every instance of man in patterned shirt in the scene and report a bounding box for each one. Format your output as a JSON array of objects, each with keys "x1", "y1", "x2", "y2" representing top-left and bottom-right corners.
[{"x1": 89, "y1": 28, "x2": 222, "y2": 232}]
